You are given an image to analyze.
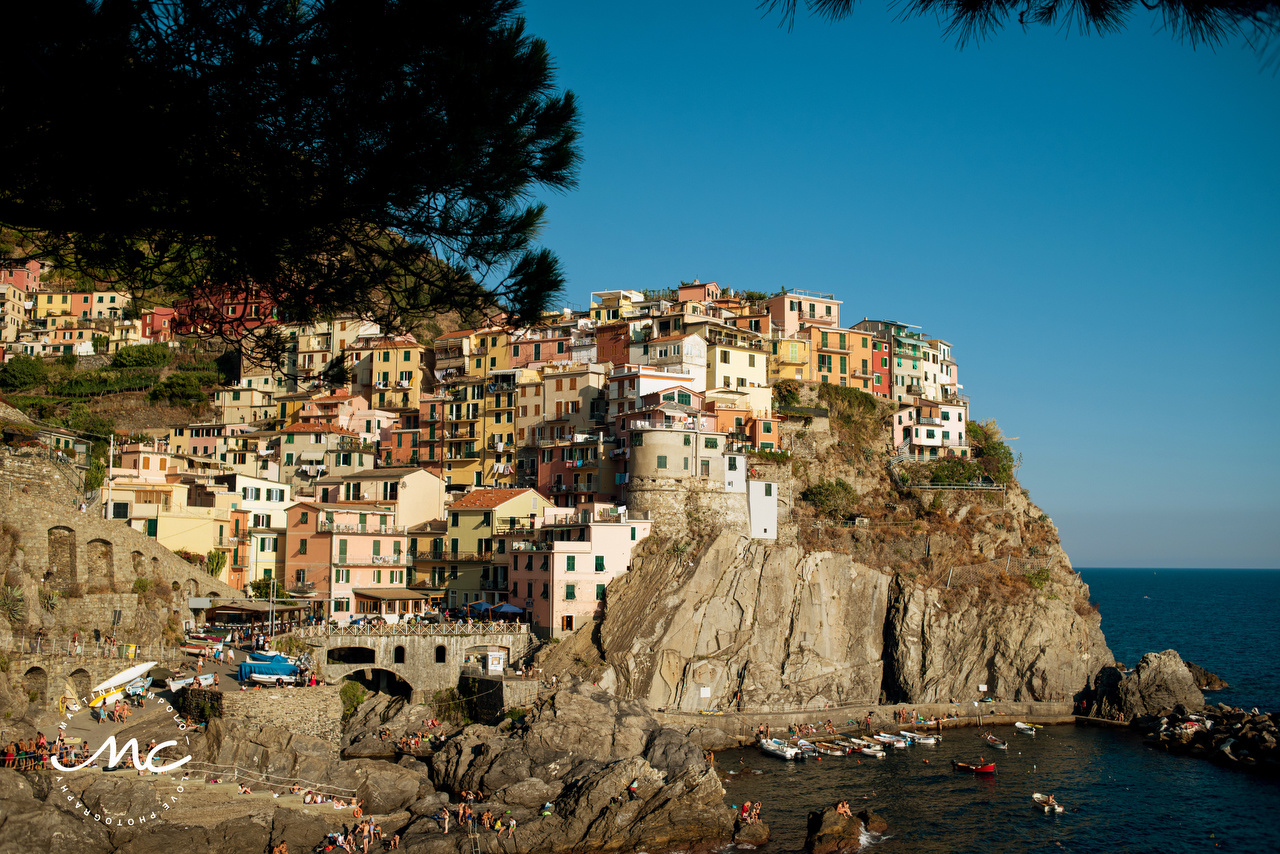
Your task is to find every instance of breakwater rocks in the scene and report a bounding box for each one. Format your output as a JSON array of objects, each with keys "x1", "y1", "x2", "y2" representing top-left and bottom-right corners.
[
  {"x1": 1185, "y1": 661, "x2": 1230, "y2": 691},
  {"x1": 803, "y1": 805, "x2": 887, "y2": 854},
  {"x1": 1091, "y1": 649, "x2": 1204, "y2": 720},
  {"x1": 1137, "y1": 704, "x2": 1279, "y2": 774}
]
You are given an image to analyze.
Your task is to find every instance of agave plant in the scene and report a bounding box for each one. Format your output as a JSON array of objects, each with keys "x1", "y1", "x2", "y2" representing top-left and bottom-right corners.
[
  {"x1": 39, "y1": 588, "x2": 60, "y2": 613},
  {"x1": 0, "y1": 585, "x2": 25, "y2": 623}
]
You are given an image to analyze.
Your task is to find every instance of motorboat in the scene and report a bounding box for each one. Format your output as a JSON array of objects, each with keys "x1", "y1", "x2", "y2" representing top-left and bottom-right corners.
[
  {"x1": 249, "y1": 672, "x2": 299, "y2": 685},
  {"x1": 758, "y1": 738, "x2": 803, "y2": 760},
  {"x1": 900, "y1": 730, "x2": 938, "y2": 744},
  {"x1": 874, "y1": 733, "x2": 908, "y2": 748},
  {"x1": 1033, "y1": 793, "x2": 1065, "y2": 813},
  {"x1": 1015, "y1": 722, "x2": 1038, "y2": 735},
  {"x1": 952, "y1": 759, "x2": 996, "y2": 774},
  {"x1": 812, "y1": 741, "x2": 849, "y2": 756}
]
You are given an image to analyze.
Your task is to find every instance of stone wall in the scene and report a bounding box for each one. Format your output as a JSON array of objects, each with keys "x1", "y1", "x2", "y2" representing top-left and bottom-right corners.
[
  {"x1": 461, "y1": 674, "x2": 540, "y2": 720},
  {"x1": 626, "y1": 477, "x2": 749, "y2": 539},
  {"x1": 0, "y1": 447, "x2": 83, "y2": 506},
  {"x1": 221, "y1": 684, "x2": 344, "y2": 749}
]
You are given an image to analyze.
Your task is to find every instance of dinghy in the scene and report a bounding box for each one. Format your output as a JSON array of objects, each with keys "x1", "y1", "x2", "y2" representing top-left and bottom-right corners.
[
  {"x1": 900, "y1": 730, "x2": 937, "y2": 744},
  {"x1": 758, "y1": 738, "x2": 803, "y2": 760},
  {"x1": 983, "y1": 732, "x2": 1008, "y2": 750},
  {"x1": 1015, "y1": 722, "x2": 1038, "y2": 735},
  {"x1": 952, "y1": 759, "x2": 996, "y2": 774},
  {"x1": 1033, "y1": 793, "x2": 1064, "y2": 813}
]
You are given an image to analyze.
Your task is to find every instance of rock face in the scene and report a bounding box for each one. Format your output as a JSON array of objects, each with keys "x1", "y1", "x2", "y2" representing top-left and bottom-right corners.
[
  {"x1": 402, "y1": 680, "x2": 739, "y2": 854},
  {"x1": 1094, "y1": 650, "x2": 1205, "y2": 719},
  {"x1": 803, "y1": 806, "x2": 887, "y2": 854},
  {"x1": 1185, "y1": 661, "x2": 1230, "y2": 691},
  {"x1": 1135, "y1": 703, "x2": 1279, "y2": 774},
  {"x1": 596, "y1": 530, "x2": 1110, "y2": 711}
]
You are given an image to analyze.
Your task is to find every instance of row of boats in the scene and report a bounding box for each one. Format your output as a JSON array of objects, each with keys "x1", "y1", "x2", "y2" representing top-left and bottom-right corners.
[{"x1": 758, "y1": 729, "x2": 942, "y2": 760}]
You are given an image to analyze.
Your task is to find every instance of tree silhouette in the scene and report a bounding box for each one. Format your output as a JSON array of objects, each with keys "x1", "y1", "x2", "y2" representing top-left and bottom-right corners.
[
  {"x1": 760, "y1": 0, "x2": 1278, "y2": 53},
  {"x1": 0, "y1": 0, "x2": 581, "y2": 336}
]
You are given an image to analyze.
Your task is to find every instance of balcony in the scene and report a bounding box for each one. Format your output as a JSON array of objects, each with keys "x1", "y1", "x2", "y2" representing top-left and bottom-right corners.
[
  {"x1": 918, "y1": 417, "x2": 942, "y2": 426},
  {"x1": 435, "y1": 354, "x2": 467, "y2": 371},
  {"x1": 627, "y1": 419, "x2": 715, "y2": 432},
  {"x1": 493, "y1": 521, "x2": 536, "y2": 536},
  {"x1": 416, "y1": 550, "x2": 497, "y2": 563},
  {"x1": 906, "y1": 384, "x2": 924, "y2": 395},
  {"x1": 336, "y1": 553, "x2": 406, "y2": 566},
  {"x1": 319, "y1": 521, "x2": 408, "y2": 535}
]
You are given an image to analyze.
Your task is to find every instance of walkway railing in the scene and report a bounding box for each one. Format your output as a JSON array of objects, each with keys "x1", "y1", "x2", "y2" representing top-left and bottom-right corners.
[
  {"x1": 3, "y1": 633, "x2": 185, "y2": 663},
  {"x1": 294, "y1": 622, "x2": 530, "y2": 639}
]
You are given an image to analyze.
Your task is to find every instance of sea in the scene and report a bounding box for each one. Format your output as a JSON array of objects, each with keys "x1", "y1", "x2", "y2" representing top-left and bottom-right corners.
[{"x1": 713, "y1": 568, "x2": 1280, "y2": 854}]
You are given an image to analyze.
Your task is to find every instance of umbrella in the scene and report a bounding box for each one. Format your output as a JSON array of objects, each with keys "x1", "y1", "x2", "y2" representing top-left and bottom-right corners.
[
  {"x1": 467, "y1": 601, "x2": 494, "y2": 611},
  {"x1": 492, "y1": 603, "x2": 524, "y2": 614}
]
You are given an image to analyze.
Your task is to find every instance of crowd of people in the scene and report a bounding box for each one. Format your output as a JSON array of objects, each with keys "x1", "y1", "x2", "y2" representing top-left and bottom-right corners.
[
  {"x1": 3, "y1": 731, "x2": 102, "y2": 769},
  {"x1": 737, "y1": 799, "x2": 763, "y2": 825}
]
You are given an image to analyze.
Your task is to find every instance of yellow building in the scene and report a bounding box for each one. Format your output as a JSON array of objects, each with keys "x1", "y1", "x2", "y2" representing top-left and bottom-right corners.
[
  {"x1": 33, "y1": 290, "x2": 131, "y2": 321},
  {"x1": 417, "y1": 488, "x2": 554, "y2": 608},
  {"x1": 704, "y1": 340, "x2": 771, "y2": 417},
  {"x1": 348, "y1": 333, "x2": 427, "y2": 412},
  {"x1": 767, "y1": 337, "x2": 811, "y2": 384}
]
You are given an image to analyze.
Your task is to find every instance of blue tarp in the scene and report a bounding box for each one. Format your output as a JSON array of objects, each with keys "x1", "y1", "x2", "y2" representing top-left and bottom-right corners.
[
  {"x1": 248, "y1": 652, "x2": 290, "y2": 663},
  {"x1": 237, "y1": 660, "x2": 299, "y2": 681}
]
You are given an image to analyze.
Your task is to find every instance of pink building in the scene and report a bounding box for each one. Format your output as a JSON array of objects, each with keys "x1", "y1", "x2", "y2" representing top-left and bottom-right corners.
[
  {"x1": 499, "y1": 503, "x2": 651, "y2": 638},
  {"x1": 283, "y1": 502, "x2": 414, "y2": 624},
  {"x1": 141, "y1": 307, "x2": 176, "y2": 343}
]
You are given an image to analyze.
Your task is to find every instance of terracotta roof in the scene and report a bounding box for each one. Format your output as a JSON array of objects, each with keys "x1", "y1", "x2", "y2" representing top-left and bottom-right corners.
[
  {"x1": 435, "y1": 329, "x2": 478, "y2": 340},
  {"x1": 448, "y1": 487, "x2": 547, "y2": 510},
  {"x1": 646, "y1": 333, "x2": 695, "y2": 344}
]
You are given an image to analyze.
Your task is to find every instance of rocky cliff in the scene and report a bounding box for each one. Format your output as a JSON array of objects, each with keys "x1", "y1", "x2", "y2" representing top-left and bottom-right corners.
[{"x1": 544, "y1": 390, "x2": 1113, "y2": 711}]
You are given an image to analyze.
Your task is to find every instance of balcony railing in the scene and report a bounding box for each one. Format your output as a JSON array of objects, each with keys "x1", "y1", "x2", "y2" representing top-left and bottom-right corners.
[
  {"x1": 414, "y1": 550, "x2": 498, "y2": 563},
  {"x1": 319, "y1": 521, "x2": 407, "y2": 535},
  {"x1": 336, "y1": 553, "x2": 406, "y2": 566}
]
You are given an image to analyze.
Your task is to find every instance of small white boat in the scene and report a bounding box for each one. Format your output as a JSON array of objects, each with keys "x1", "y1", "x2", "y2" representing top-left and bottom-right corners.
[
  {"x1": 1015, "y1": 722, "x2": 1038, "y2": 735},
  {"x1": 812, "y1": 741, "x2": 848, "y2": 757},
  {"x1": 984, "y1": 733, "x2": 1009, "y2": 750},
  {"x1": 874, "y1": 733, "x2": 908, "y2": 748},
  {"x1": 249, "y1": 672, "x2": 298, "y2": 685},
  {"x1": 900, "y1": 730, "x2": 938, "y2": 744},
  {"x1": 1033, "y1": 793, "x2": 1064, "y2": 813},
  {"x1": 88, "y1": 662, "x2": 158, "y2": 707},
  {"x1": 758, "y1": 738, "x2": 803, "y2": 760},
  {"x1": 847, "y1": 738, "x2": 886, "y2": 757},
  {"x1": 795, "y1": 739, "x2": 819, "y2": 757},
  {"x1": 166, "y1": 673, "x2": 216, "y2": 693}
]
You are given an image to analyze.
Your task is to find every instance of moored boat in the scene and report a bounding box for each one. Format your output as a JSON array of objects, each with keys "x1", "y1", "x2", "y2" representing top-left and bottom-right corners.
[
  {"x1": 900, "y1": 730, "x2": 937, "y2": 744},
  {"x1": 952, "y1": 759, "x2": 996, "y2": 774},
  {"x1": 249, "y1": 672, "x2": 298, "y2": 685},
  {"x1": 874, "y1": 733, "x2": 908, "y2": 748},
  {"x1": 758, "y1": 738, "x2": 803, "y2": 760},
  {"x1": 1015, "y1": 721, "x2": 1038, "y2": 735},
  {"x1": 1033, "y1": 793, "x2": 1065, "y2": 813},
  {"x1": 812, "y1": 741, "x2": 848, "y2": 756},
  {"x1": 165, "y1": 673, "x2": 216, "y2": 693},
  {"x1": 983, "y1": 732, "x2": 1008, "y2": 749}
]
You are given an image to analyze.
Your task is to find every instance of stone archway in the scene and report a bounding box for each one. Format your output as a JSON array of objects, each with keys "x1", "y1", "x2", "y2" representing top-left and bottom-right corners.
[
  {"x1": 23, "y1": 666, "x2": 48, "y2": 707},
  {"x1": 69, "y1": 668, "x2": 92, "y2": 704},
  {"x1": 327, "y1": 646, "x2": 376, "y2": 665},
  {"x1": 47, "y1": 526, "x2": 77, "y2": 589},
  {"x1": 86, "y1": 538, "x2": 114, "y2": 591},
  {"x1": 132, "y1": 551, "x2": 146, "y2": 576},
  {"x1": 435, "y1": 644, "x2": 447, "y2": 664}
]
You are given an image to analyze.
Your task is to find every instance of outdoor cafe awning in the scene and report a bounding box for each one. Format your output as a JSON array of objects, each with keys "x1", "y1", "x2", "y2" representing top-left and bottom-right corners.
[
  {"x1": 351, "y1": 588, "x2": 432, "y2": 601},
  {"x1": 207, "y1": 601, "x2": 308, "y2": 615}
]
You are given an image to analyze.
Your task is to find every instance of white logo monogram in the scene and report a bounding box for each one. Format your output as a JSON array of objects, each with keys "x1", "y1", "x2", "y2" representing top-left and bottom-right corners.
[{"x1": 52, "y1": 735, "x2": 192, "y2": 774}]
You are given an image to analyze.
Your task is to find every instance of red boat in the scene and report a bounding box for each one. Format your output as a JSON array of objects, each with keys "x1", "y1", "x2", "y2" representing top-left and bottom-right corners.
[{"x1": 952, "y1": 759, "x2": 996, "y2": 774}]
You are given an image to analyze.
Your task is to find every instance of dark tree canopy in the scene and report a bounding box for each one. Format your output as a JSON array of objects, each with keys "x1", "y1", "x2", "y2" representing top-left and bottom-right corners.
[
  {"x1": 761, "y1": 0, "x2": 1279, "y2": 51},
  {"x1": 0, "y1": 0, "x2": 581, "y2": 334}
]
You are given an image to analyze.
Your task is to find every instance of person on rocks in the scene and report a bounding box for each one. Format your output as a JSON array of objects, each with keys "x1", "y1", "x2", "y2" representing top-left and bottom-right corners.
[
  {"x1": 836, "y1": 800, "x2": 853, "y2": 818},
  {"x1": 628, "y1": 779, "x2": 640, "y2": 801},
  {"x1": 504, "y1": 814, "x2": 516, "y2": 839}
]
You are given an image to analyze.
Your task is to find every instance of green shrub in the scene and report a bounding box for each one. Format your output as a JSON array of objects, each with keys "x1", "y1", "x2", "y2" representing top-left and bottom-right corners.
[
  {"x1": 111, "y1": 343, "x2": 173, "y2": 369},
  {"x1": 131, "y1": 578, "x2": 152, "y2": 595},
  {"x1": 38, "y1": 589, "x2": 60, "y2": 612},
  {"x1": 1025, "y1": 568, "x2": 1051, "y2": 589},
  {"x1": 340, "y1": 680, "x2": 368, "y2": 721},
  {"x1": 0, "y1": 355, "x2": 47, "y2": 392},
  {"x1": 148, "y1": 373, "x2": 207, "y2": 406},
  {"x1": 0, "y1": 586, "x2": 25, "y2": 622},
  {"x1": 802, "y1": 478, "x2": 859, "y2": 519}
]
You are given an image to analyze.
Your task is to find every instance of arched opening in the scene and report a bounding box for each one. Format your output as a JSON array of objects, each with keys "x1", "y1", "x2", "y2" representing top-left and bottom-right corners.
[
  {"x1": 69, "y1": 668, "x2": 92, "y2": 704},
  {"x1": 85, "y1": 538, "x2": 114, "y2": 590},
  {"x1": 434, "y1": 645, "x2": 447, "y2": 664},
  {"x1": 186, "y1": 578, "x2": 201, "y2": 597},
  {"x1": 132, "y1": 551, "x2": 146, "y2": 576},
  {"x1": 172, "y1": 581, "x2": 181, "y2": 592},
  {"x1": 151, "y1": 557, "x2": 161, "y2": 575},
  {"x1": 394, "y1": 645, "x2": 406, "y2": 664},
  {"x1": 22, "y1": 666, "x2": 48, "y2": 707},
  {"x1": 327, "y1": 646, "x2": 376, "y2": 665},
  {"x1": 344, "y1": 668, "x2": 411, "y2": 699},
  {"x1": 47, "y1": 526, "x2": 77, "y2": 588}
]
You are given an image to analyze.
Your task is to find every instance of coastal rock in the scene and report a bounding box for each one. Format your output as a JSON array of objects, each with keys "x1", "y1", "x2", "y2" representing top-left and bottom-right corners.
[
  {"x1": 733, "y1": 818, "x2": 771, "y2": 845},
  {"x1": 0, "y1": 769, "x2": 111, "y2": 854},
  {"x1": 591, "y1": 529, "x2": 1110, "y2": 710},
  {"x1": 1095, "y1": 650, "x2": 1204, "y2": 719},
  {"x1": 803, "y1": 805, "x2": 885, "y2": 854},
  {"x1": 409, "y1": 681, "x2": 735, "y2": 853},
  {"x1": 1185, "y1": 661, "x2": 1229, "y2": 691}
]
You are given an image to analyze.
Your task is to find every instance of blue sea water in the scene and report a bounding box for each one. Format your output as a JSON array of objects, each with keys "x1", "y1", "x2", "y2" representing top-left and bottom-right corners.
[{"x1": 717, "y1": 568, "x2": 1280, "y2": 853}]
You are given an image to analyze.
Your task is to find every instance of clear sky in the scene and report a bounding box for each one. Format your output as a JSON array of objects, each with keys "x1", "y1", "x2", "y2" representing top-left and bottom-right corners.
[{"x1": 519, "y1": 1, "x2": 1280, "y2": 569}]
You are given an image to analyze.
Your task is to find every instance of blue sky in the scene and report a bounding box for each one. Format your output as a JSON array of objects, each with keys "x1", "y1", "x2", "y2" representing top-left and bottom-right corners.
[{"x1": 520, "y1": 1, "x2": 1280, "y2": 569}]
